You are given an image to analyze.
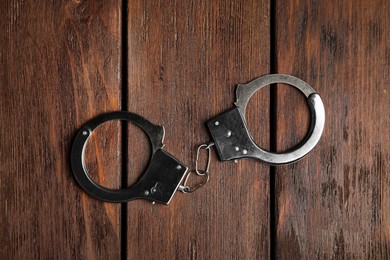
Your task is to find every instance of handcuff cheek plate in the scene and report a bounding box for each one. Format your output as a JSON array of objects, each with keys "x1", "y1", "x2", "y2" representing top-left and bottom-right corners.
[
  {"x1": 206, "y1": 108, "x2": 260, "y2": 161},
  {"x1": 126, "y1": 149, "x2": 188, "y2": 204},
  {"x1": 207, "y1": 74, "x2": 325, "y2": 165},
  {"x1": 70, "y1": 112, "x2": 187, "y2": 204}
]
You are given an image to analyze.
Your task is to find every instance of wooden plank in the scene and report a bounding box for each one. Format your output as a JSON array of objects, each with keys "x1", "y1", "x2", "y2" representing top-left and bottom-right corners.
[
  {"x1": 0, "y1": 1, "x2": 122, "y2": 258},
  {"x1": 126, "y1": 0, "x2": 270, "y2": 259},
  {"x1": 274, "y1": 0, "x2": 390, "y2": 258}
]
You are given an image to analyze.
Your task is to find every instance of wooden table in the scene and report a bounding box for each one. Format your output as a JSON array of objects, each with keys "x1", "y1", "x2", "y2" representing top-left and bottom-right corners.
[{"x1": 1, "y1": 0, "x2": 389, "y2": 259}]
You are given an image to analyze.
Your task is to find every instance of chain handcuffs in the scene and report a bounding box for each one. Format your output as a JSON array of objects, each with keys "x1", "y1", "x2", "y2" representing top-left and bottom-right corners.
[{"x1": 71, "y1": 74, "x2": 325, "y2": 204}]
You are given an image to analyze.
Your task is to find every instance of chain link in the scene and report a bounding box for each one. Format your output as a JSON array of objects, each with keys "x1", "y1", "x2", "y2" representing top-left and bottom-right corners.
[{"x1": 178, "y1": 142, "x2": 214, "y2": 193}]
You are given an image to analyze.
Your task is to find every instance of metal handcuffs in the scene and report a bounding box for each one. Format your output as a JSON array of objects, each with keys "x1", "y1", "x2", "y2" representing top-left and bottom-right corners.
[{"x1": 70, "y1": 74, "x2": 325, "y2": 204}]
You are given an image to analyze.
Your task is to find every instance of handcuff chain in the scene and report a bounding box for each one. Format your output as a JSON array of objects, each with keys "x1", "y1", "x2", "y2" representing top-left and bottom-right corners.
[{"x1": 178, "y1": 142, "x2": 214, "y2": 194}]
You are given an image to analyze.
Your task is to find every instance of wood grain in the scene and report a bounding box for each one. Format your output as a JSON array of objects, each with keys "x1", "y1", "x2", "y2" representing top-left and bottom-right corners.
[
  {"x1": 125, "y1": 0, "x2": 271, "y2": 259},
  {"x1": 274, "y1": 0, "x2": 390, "y2": 258},
  {"x1": 0, "y1": 1, "x2": 122, "y2": 258},
  {"x1": 3, "y1": 1, "x2": 388, "y2": 258}
]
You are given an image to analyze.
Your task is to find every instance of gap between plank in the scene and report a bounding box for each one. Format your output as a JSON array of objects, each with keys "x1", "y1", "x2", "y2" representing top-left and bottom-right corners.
[{"x1": 121, "y1": 0, "x2": 129, "y2": 260}]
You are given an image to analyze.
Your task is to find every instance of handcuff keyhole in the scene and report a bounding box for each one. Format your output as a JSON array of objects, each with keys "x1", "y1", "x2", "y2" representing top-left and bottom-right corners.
[
  {"x1": 83, "y1": 119, "x2": 151, "y2": 189},
  {"x1": 245, "y1": 83, "x2": 310, "y2": 153}
]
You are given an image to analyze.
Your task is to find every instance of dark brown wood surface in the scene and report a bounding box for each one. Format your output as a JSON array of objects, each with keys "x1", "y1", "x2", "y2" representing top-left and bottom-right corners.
[
  {"x1": 274, "y1": 0, "x2": 390, "y2": 258},
  {"x1": 125, "y1": 1, "x2": 270, "y2": 259},
  {"x1": 1, "y1": 0, "x2": 390, "y2": 259},
  {"x1": 0, "y1": 1, "x2": 122, "y2": 259}
]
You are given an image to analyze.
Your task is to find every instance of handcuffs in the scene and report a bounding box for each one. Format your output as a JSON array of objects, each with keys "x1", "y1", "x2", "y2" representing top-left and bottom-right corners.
[{"x1": 71, "y1": 74, "x2": 325, "y2": 204}]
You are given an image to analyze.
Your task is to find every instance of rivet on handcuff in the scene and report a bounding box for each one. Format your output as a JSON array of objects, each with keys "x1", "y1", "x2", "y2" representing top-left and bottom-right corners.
[{"x1": 70, "y1": 74, "x2": 325, "y2": 204}]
